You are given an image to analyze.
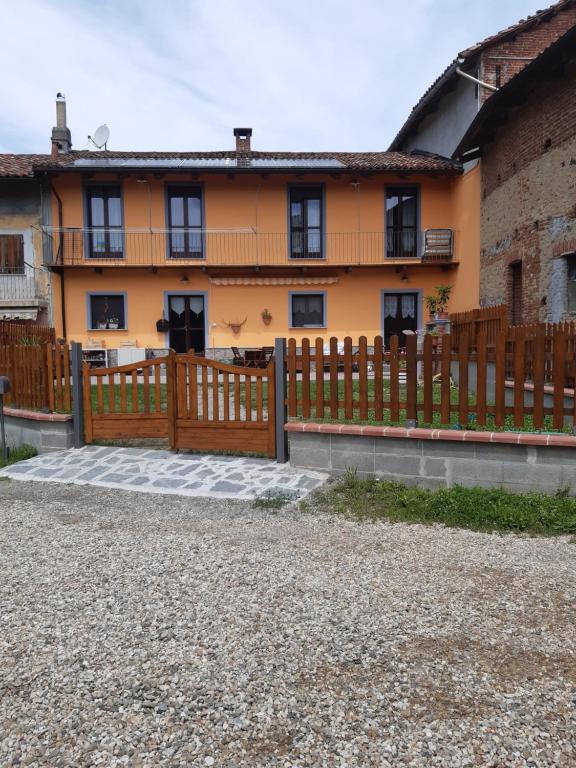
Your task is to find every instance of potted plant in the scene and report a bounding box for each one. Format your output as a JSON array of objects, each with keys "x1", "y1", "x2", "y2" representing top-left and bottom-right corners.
[
  {"x1": 97, "y1": 320, "x2": 107, "y2": 330},
  {"x1": 435, "y1": 285, "x2": 452, "y2": 320},
  {"x1": 261, "y1": 308, "x2": 272, "y2": 326},
  {"x1": 156, "y1": 316, "x2": 170, "y2": 333},
  {"x1": 108, "y1": 317, "x2": 120, "y2": 330},
  {"x1": 427, "y1": 328, "x2": 440, "y2": 349},
  {"x1": 424, "y1": 294, "x2": 438, "y2": 321}
]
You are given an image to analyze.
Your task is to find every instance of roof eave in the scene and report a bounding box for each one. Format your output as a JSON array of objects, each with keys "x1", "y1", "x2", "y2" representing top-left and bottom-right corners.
[
  {"x1": 36, "y1": 164, "x2": 461, "y2": 176},
  {"x1": 453, "y1": 24, "x2": 576, "y2": 159}
]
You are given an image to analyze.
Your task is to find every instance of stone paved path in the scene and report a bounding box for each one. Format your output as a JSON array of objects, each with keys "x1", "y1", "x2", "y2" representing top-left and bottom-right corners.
[{"x1": 0, "y1": 446, "x2": 328, "y2": 501}]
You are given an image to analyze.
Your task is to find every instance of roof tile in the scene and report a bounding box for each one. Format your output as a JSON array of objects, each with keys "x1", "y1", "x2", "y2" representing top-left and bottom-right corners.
[{"x1": 0, "y1": 149, "x2": 460, "y2": 177}]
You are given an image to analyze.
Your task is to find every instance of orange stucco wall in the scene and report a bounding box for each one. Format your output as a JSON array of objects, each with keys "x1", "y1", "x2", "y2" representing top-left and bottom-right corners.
[
  {"x1": 52, "y1": 172, "x2": 458, "y2": 234},
  {"x1": 449, "y1": 163, "x2": 480, "y2": 312},
  {"x1": 57, "y1": 268, "x2": 466, "y2": 349},
  {"x1": 50, "y1": 169, "x2": 480, "y2": 347}
]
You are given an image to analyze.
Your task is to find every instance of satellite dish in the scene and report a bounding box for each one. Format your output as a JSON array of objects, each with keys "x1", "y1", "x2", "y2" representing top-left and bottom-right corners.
[{"x1": 89, "y1": 124, "x2": 110, "y2": 150}]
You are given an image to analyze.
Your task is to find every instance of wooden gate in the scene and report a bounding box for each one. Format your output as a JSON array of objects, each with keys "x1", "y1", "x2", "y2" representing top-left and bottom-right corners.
[
  {"x1": 83, "y1": 351, "x2": 276, "y2": 457},
  {"x1": 83, "y1": 356, "x2": 169, "y2": 442},
  {"x1": 172, "y1": 354, "x2": 276, "y2": 457}
]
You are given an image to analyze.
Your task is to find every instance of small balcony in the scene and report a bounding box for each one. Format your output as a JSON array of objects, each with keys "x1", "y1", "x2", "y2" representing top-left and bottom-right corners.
[
  {"x1": 0, "y1": 271, "x2": 49, "y2": 303},
  {"x1": 45, "y1": 228, "x2": 456, "y2": 268}
]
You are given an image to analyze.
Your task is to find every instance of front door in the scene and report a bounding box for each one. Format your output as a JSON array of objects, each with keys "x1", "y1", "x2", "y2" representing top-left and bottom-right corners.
[
  {"x1": 383, "y1": 292, "x2": 418, "y2": 348},
  {"x1": 167, "y1": 295, "x2": 205, "y2": 354}
]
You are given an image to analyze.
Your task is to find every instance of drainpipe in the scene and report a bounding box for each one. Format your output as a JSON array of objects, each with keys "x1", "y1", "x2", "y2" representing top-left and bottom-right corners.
[
  {"x1": 50, "y1": 181, "x2": 67, "y2": 339},
  {"x1": 455, "y1": 60, "x2": 498, "y2": 93}
]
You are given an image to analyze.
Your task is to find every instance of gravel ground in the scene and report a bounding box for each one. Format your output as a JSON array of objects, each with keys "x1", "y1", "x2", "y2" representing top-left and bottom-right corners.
[{"x1": 0, "y1": 479, "x2": 575, "y2": 768}]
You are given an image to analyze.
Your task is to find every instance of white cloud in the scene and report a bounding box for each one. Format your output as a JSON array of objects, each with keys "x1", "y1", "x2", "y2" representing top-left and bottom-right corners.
[{"x1": 0, "y1": 0, "x2": 551, "y2": 153}]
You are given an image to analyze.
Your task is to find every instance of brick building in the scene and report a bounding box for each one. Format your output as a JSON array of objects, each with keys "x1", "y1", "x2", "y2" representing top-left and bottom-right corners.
[
  {"x1": 455, "y1": 26, "x2": 576, "y2": 324},
  {"x1": 389, "y1": 0, "x2": 576, "y2": 159}
]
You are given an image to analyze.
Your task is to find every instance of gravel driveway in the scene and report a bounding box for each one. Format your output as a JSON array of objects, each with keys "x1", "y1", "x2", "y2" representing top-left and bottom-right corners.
[{"x1": 1, "y1": 480, "x2": 575, "y2": 767}]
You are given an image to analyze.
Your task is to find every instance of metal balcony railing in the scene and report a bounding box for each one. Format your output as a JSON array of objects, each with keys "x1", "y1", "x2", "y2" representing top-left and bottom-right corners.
[{"x1": 44, "y1": 228, "x2": 455, "y2": 267}]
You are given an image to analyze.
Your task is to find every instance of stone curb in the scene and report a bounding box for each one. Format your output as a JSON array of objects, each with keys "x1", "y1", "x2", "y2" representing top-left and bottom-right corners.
[{"x1": 285, "y1": 422, "x2": 576, "y2": 448}]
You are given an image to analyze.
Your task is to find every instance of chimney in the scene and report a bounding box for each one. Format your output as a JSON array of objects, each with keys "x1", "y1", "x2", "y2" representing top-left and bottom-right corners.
[
  {"x1": 234, "y1": 127, "x2": 252, "y2": 154},
  {"x1": 51, "y1": 93, "x2": 72, "y2": 155}
]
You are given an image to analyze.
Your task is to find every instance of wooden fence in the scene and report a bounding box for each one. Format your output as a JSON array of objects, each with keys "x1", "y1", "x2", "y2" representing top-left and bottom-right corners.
[
  {"x1": 0, "y1": 342, "x2": 71, "y2": 411},
  {"x1": 0, "y1": 321, "x2": 55, "y2": 346},
  {"x1": 286, "y1": 331, "x2": 576, "y2": 431},
  {"x1": 449, "y1": 304, "x2": 508, "y2": 349}
]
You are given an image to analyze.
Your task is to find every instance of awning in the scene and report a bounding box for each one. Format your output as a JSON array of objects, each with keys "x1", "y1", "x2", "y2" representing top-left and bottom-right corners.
[{"x1": 0, "y1": 308, "x2": 39, "y2": 321}]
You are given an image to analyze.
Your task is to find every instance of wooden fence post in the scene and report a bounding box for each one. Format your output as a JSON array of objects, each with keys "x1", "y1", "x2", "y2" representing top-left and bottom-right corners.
[
  {"x1": 70, "y1": 342, "x2": 84, "y2": 448},
  {"x1": 274, "y1": 337, "x2": 288, "y2": 463},
  {"x1": 405, "y1": 334, "x2": 418, "y2": 425},
  {"x1": 166, "y1": 349, "x2": 177, "y2": 450}
]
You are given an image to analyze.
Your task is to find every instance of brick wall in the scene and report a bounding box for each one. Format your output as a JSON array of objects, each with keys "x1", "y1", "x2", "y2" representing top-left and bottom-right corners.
[
  {"x1": 479, "y1": 6, "x2": 576, "y2": 103},
  {"x1": 479, "y1": 60, "x2": 576, "y2": 322}
]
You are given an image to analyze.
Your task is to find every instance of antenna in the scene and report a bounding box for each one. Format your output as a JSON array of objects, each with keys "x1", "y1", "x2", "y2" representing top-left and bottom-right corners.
[{"x1": 88, "y1": 124, "x2": 110, "y2": 150}]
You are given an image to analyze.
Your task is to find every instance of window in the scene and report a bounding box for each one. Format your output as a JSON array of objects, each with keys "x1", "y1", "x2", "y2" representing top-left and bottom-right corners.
[
  {"x1": 495, "y1": 65, "x2": 502, "y2": 89},
  {"x1": 290, "y1": 293, "x2": 325, "y2": 328},
  {"x1": 86, "y1": 186, "x2": 123, "y2": 259},
  {"x1": 0, "y1": 234, "x2": 25, "y2": 274},
  {"x1": 167, "y1": 186, "x2": 203, "y2": 259},
  {"x1": 289, "y1": 186, "x2": 323, "y2": 259},
  {"x1": 88, "y1": 294, "x2": 126, "y2": 330},
  {"x1": 386, "y1": 187, "x2": 418, "y2": 258}
]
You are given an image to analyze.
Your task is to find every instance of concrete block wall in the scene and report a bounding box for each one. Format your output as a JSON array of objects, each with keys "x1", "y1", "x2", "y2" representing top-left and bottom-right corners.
[
  {"x1": 287, "y1": 424, "x2": 576, "y2": 495},
  {"x1": 4, "y1": 408, "x2": 74, "y2": 454}
]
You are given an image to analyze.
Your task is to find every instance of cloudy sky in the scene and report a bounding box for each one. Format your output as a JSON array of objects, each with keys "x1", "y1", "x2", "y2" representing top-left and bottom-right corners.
[{"x1": 1, "y1": 0, "x2": 550, "y2": 154}]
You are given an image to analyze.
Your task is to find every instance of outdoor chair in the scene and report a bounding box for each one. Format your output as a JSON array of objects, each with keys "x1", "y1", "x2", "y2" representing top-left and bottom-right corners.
[
  {"x1": 245, "y1": 347, "x2": 271, "y2": 369},
  {"x1": 231, "y1": 346, "x2": 246, "y2": 366},
  {"x1": 260, "y1": 347, "x2": 274, "y2": 367}
]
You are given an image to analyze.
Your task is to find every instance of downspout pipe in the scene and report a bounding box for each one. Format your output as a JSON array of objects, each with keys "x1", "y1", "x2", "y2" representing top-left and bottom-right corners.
[
  {"x1": 456, "y1": 60, "x2": 498, "y2": 93},
  {"x1": 50, "y1": 180, "x2": 66, "y2": 340}
]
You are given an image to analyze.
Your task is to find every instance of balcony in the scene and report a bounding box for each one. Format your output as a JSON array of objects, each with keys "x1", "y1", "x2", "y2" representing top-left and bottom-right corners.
[
  {"x1": 0, "y1": 272, "x2": 49, "y2": 302},
  {"x1": 44, "y1": 228, "x2": 456, "y2": 268},
  {"x1": 0, "y1": 271, "x2": 49, "y2": 320}
]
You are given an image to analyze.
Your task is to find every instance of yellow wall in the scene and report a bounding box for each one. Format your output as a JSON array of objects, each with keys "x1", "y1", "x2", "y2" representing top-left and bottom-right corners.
[
  {"x1": 53, "y1": 172, "x2": 457, "y2": 235},
  {"x1": 449, "y1": 164, "x2": 481, "y2": 312},
  {"x1": 51, "y1": 169, "x2": 481, "y2": 345},
  {"x1": 61, "y1": 267, "x2": 463, "y2": 349}
]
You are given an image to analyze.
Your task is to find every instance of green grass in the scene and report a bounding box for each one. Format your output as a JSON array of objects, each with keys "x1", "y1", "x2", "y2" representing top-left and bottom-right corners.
[
  {"x1": 252, "y1": 489, "x2": 300, "y2": 509},
  {"x1": 0, "y1": 444, "x2": 37, "y2": 469},
  {"x1": 91, "y1": 383, "x2": 167, "y2": 414},
  {"x1": 290, "y1": 379, "x2": 571, "y2": 434},
  {"x1": 89, "y1": 378, "x2": 571, "y2": 435},
  {"x1": 302, "y1": 468, "x2": 576, "y2": 536}
]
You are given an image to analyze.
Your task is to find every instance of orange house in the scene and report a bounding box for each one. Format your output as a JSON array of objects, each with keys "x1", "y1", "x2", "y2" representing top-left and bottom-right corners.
[{"x1": 42, "y1": 111, "x2": 479, "y2": 364}]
